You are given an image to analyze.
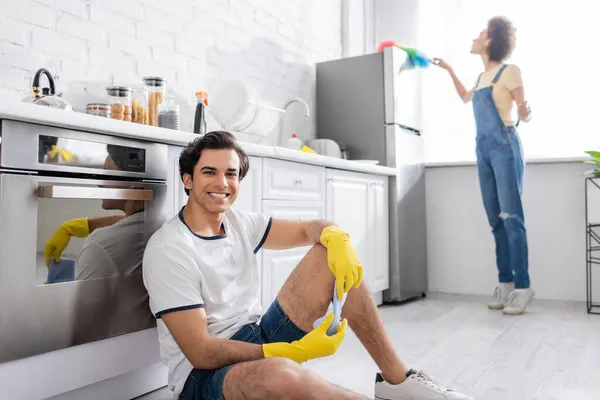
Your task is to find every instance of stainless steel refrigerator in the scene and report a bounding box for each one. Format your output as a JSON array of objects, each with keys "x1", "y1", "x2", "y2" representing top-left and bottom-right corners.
[{"x1": 316, "y1": 46, "x2": 427, "y2": 303}]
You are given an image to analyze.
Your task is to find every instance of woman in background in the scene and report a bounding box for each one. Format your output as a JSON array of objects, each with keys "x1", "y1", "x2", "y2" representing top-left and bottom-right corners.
[{"x1": 434, "y1": 16, "x2": 534, "y2": 315}]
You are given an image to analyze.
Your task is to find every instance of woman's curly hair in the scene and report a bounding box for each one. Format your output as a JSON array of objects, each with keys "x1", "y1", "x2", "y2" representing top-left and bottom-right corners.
[{"x1": 487, "y1": 16, "x2": 516, "y2": 62}]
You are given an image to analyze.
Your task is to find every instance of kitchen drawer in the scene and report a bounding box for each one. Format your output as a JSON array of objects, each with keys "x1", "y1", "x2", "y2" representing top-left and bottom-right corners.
[
  {"x1": 262, "y1": 159, "x2": 326, "y2": 202},
  {"x1": 262, "y1": 200, "x2": 326, "y2": 221}
]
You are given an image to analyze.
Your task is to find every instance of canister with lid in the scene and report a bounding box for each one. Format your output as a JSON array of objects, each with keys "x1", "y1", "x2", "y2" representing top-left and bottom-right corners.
[
  {"x1": 157, "y1": 96, "x2": 180, "y2": 130},
  {"x1": 132, "y1": 87, "x2": 149, "y2": 125},
  {"x1": 106, "y1": 86, "x2": 132, "y2": 122},
  {"x1": 143, "y1": 77, "x2": 166, "y2": 127},
  {"x1": 85, "y1": 103, "x2": 111, "y2": 118}
]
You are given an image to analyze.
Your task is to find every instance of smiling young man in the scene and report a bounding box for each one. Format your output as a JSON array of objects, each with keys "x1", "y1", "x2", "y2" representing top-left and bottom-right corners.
[{"x1": 142, "y1": 131, "x2": 472, "y2": 400}]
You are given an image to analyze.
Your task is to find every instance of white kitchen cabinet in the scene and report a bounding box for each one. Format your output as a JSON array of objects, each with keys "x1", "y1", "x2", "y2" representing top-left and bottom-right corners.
[
  {"x1": 260, "y1": 200, "x2": 326, "y2": 309},
  {"x1": 368, "y1": 175, "x2": 389, "y2": 292},
  {"x1": 326, "y1": 169, "x2": 389, "y2": 292},
  {"x1": 326, "y1": 170, "x2": 370, "y2": 272},
  {"x1": 167, "y1": 145, "x2": 186, "y2": 216},
  {"x1": 234, "y1": 156, "x2": 263, "y2": 213}
]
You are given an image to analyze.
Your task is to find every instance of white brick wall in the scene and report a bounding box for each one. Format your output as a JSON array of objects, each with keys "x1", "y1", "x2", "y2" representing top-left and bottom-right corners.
[{"x1": 0, "y1": 0, "x2": 342, "y2": 144}]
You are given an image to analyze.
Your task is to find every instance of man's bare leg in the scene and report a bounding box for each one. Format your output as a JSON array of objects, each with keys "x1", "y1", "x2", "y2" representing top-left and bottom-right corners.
[
  {"x1": 222, "y1": 357, "x2": 370, "y2": 400},
  {"x1": 276, "y1": 244, "x2": 409, "y2": 385}
]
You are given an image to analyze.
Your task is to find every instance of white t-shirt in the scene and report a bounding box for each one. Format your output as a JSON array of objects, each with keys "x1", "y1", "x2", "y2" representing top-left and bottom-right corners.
[
  {"x1": 71, "y1": 211, "x2": 155, "y2": 345},
  {"x1": 76, "y1": 211, "x2": 146, "y2": 279},
  {"x1": 142, "y1": 207, "x2": 272, "y2": 396},
  {"x1": 466, "y1": 64, "x2": 524, "y2": 126}
]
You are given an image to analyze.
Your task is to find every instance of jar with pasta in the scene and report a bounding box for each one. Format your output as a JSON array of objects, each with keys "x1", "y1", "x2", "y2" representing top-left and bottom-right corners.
[
  {"x1": 106, "y1": 86, "x2": 132, "y2": 122},
  {"x1": 143, "y1": 76, "x2": 166, "y2": 127},
  {"x1": 132, "y1": 87, "x2": 149, "y2": 125}
]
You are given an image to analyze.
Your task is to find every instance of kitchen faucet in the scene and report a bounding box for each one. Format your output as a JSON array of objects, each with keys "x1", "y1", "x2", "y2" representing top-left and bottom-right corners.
[{"x1": 279, "y1": 97, "x2": 310, "y2": 146}]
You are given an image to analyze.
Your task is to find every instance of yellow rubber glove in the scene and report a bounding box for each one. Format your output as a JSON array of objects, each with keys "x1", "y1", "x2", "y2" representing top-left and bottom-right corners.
[
  {"x1": 47, "y1": 145, "x2": 74, "y2": 162},
  {"x1": 262, "y1": 313, "x2": 347, "y2": 363},
  {"x1": 320, "y1": 225, "x2": 364, "y2": 300},
  {"x1": 45, "y1": 218, "x2": 90, "y2": 265}
]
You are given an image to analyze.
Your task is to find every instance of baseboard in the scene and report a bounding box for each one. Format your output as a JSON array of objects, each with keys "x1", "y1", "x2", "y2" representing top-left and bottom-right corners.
[{"x1": 372, "y1": 291, "x2": 383, "y2": 306}]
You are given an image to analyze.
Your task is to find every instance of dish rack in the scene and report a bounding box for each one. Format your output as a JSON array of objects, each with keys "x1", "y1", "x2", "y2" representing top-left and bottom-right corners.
[{"x1": 209, "y1": 100, "x2": 286, "y2": 144}]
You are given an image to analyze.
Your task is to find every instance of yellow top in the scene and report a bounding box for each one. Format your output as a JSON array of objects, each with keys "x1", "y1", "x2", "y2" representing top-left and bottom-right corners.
[{"x1": 468, "y1": 64, "x2": 524, "y2": 126}]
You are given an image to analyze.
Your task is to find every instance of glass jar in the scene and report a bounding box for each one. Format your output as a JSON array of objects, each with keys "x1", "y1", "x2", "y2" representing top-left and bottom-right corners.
[
  {"x1": 85, "y1": 103, "x2": 111, "y2": 118},
  {"x1": 143, "y1": 77, "x2": 166, "y2": 127},
  {"x1": 106, "y1": 86, "x2": 132, "y2": 122},
  {"x1": 132, "y1": 87, "x2": 149, "y2": 125},
  {"x1": 157, "y1": 97, "x2": 180, "y2": 130}
]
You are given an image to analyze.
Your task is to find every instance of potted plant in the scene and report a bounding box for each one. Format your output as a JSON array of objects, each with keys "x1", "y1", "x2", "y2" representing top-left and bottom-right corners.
[{"x1": 584, "y1": 150, "x2": 600, "y2": 177}]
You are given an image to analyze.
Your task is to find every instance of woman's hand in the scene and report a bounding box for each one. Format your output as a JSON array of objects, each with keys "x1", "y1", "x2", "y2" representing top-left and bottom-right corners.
[
  {"x1": 432, "y1": 58, "x2": 451, "y2": 71},
  {"x1": 518, "y1": 101, "x2": 532, "y2": 122}
]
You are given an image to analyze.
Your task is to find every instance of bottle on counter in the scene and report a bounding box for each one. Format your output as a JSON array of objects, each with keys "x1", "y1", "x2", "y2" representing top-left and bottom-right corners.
[
  {"x1": 193, "y1": 91, "x2": 208, "y2": 135},
  {"x1": 106, "y1": 86, "x2": 132, "y2": 121},
  {"x1": 287, "y1": 133, "x2": 302, "y2": 150},
  {"x1": 143, "y1": 76, "x2": 166, "y2": 127},
  {"x1": 157, "y1": 96, "x2": 180, "y2": 131}
]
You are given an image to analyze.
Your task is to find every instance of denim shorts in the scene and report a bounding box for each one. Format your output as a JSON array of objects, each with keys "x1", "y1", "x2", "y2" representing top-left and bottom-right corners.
[{"x1": 179, "y1": 299, "x2": 307, "y2": 400}]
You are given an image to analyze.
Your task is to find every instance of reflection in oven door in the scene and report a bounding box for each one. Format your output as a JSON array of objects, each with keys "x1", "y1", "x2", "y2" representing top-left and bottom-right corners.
[{"x1": 0, "y1": 173, "x2": 168, "y2": 363}]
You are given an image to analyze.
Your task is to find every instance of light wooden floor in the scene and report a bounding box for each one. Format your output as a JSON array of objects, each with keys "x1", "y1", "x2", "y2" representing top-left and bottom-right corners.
[{"x1": 138, "y1": 293, "x2": 600, "y2": 400}]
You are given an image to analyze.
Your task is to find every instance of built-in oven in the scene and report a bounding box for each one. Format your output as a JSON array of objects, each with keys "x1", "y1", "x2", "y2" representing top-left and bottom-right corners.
[{"x1": 0, "y1": 120, "x2": 168, "y2": 363}]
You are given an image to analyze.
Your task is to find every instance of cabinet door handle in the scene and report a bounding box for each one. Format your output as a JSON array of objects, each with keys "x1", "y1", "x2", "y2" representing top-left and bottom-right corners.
[
  {"x1": 328, "y1": 177, "x2": 334, "y2": 182},
  {"x1": 295, "y1": 178, "x2": 303, "y2": 185}
]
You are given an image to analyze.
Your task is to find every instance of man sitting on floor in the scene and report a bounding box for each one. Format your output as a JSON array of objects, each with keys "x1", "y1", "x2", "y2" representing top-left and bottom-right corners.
[{"x1": 142, "y1": 131, "x2": 472, "y2": 400}]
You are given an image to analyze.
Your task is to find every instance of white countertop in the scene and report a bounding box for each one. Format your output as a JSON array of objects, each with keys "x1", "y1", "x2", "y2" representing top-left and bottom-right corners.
[
  {"x1": 3, "y1": 101, "x2": 585, "y2": 173},
  {"x1": 0, "y1": 101, "x2": 397, "y2": 176},
  {"x1": 425, "y1": 156, "x2": 588, "y2": 168}
]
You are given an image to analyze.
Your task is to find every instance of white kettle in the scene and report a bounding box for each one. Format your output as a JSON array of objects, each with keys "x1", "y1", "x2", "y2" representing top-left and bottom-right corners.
[{"x1": 22, "y1": 68, "x2": 73, "y2": 111}]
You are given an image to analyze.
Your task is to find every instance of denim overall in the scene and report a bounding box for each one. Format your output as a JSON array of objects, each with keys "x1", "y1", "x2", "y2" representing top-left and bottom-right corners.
[{"x1": 473, "y1": 64, "x2": 529, "y2": 289}]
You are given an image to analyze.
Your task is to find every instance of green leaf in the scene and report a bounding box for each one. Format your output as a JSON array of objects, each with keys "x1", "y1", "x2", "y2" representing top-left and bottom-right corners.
[{"x1": 584, "y1": 151, "x2": 600, "y2": 163}]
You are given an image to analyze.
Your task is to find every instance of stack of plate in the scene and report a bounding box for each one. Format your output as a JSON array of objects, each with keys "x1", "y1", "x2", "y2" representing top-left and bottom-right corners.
[{"x1": 210, "y1": 79, "x2": 281, "y2": 136}]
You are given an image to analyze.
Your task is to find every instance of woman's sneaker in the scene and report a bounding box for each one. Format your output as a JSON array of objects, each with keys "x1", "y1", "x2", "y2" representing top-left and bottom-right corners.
[
  {"x1": 488, "y1": 282, "x2": 514, "y2": 310},
  {"x1": 502, "y1": 288, "x2": 535, "y2": 315}
]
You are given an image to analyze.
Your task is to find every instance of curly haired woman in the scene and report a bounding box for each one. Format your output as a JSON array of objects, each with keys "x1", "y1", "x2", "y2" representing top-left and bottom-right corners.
[{"x1": 434, "y1": 16, "x2": 534, "y2": 315}]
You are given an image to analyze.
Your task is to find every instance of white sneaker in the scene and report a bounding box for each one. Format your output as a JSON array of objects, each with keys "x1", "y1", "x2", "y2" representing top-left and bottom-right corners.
[
  {"x1": 374, "y1": 370, "x2": 473, "y2": 400},
  {"x1": 502, "y1": 288, "x2": 535, "y2": 315},
  {"x1": 488, "y1": 282, "x2": 514, "y2": 310}
]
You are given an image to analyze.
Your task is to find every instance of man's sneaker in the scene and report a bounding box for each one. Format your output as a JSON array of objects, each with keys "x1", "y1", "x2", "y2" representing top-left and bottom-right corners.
[
  {"x1": 488, "y1": 282, "x2": 514, "y2": 310},
  {"x1": 502, "y1": 288, "x2": 535, "y2": 315},
  {"x1": 374, "y1": 369, "x2": 473, "y2": 400}
]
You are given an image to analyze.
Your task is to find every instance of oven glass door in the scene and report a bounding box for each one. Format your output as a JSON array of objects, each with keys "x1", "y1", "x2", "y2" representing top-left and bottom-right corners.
[{"x1": 0, "y1": 173, "x2": 167, "y2": 363}]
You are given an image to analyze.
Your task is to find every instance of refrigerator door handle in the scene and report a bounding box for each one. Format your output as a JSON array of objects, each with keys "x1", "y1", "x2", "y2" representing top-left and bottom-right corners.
[{"x1": 385, "y1": 122, "x2": 421, "y2": 136}]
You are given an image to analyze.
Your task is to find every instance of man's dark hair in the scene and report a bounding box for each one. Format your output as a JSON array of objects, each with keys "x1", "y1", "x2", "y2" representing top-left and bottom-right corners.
[
  {"x1": 179, "y1": 131, "x2": 250, "y2": 195},
  {"x1": 487, "y1": 16, "x2": 516, "y2": 62}
]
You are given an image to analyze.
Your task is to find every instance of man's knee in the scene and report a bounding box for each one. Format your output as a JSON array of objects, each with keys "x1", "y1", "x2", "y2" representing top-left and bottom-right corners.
[
  {"x1": 262, "y1": 358, "x2": 307, "y2": 397},
  {"x1": 224, "y1": 358, "x2": 308, "y2": 399},
  {"x1": 307, "y1": 243, "x2": 327, "y2": 264}
]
